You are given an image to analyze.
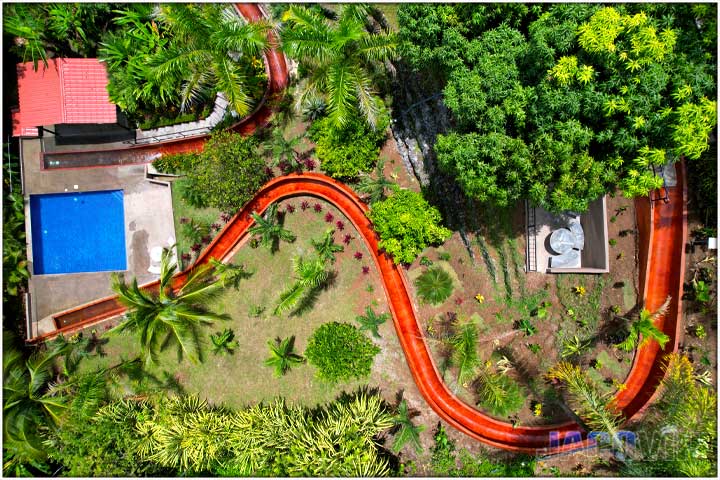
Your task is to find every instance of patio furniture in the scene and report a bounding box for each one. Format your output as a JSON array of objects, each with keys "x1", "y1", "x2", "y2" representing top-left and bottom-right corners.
[
  {"x1": 549, "y1": 228, "x2": 575, "y2": 255},
  {"x1": 550, "y1": 248, "x2": 580, "y2": 268}
]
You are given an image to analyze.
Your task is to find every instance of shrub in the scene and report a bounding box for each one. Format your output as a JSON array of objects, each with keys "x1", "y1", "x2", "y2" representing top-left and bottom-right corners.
[
  {"x1": 309, "y1": 113, "x2": 389, "y2": 179},
  {"x1": 185, "y1": 131, "x2": 269, "y2": 212},
  {"x1": 305, "y1": 322, "x2": 380, "y2": 383},
  {"x1": 367, "y1": 190, "x2": 452, "y2": 264},
  {"x1": 415, "y1": 266, "x2": 454, "y2": 305},
  {"x1": 152, "y1": 153, "x2": 195, "y2": 174}
]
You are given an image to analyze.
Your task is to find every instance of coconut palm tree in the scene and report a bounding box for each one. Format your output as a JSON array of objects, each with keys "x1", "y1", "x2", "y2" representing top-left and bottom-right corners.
[
  {"x1": 355, "y1": 306, "x2": 389, "y2": 338},
  {"x1": 264, "y1": 336, "x2": 305, "y2": 377},
  {"x1": 280, "y1": 4, "x2": 398, "y2": 129},
  {"x1": 249, "y1": 203, "x2": 297, "y2": 253},
  {"x1": 355, "y1": 159, "x2": 397, "y2": 204},
  {"x1": 390, "y1": 399, "x2": 425, "y2": 453},
  {"x1": 148, "y1": 3, "x2": 271, "y2": 115},
  {"x1": 311, "y1": 228, "x2": 344, "y2": 264},
  {"x1": 274, "y1": 255, "x2": 329, "y2": 315},
  {"x1": 110, "y1": 248, "x2": 230, "y2": 365},
  {"x1": 616, "y1": 296, "x2": 671, "y2": 352}
]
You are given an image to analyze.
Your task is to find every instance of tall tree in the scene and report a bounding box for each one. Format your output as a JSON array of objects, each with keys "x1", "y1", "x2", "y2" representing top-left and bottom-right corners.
[
  {"x1": 110, "y1": 249, "x2": 231, "y2": 365},
  {"x1": 281, "y1": 4, "x2": 398, "y2": 129},
  {"x1": 248, "y1": 203, "x2": 297, "y2": 253}
]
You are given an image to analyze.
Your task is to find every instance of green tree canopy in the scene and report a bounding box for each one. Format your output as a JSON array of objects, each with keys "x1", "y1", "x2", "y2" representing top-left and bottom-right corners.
[
  {"x1": 304, "y1": 322, "x2": 380, "y2": 383},
  {"x1": 400, "y1": 4, "x2": 717, "y2": 212}
]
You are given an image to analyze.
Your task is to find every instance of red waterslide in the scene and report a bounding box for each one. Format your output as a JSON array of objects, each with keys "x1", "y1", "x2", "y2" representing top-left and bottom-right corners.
[{"x1": 35, "y1": 166, "x2": 687, "y2": 453}]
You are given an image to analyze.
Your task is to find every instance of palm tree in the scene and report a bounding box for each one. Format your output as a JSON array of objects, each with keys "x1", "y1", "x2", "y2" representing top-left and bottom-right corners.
[
  {"x1": 449, "y1": 319, "x2": 480, "y2": 386},
  {"x1": 264, "y1": 127, "x2": 304, "y2": 173},
  {"x1": 249, "y1": 203, "x2": 297, "y2": 253},
  {"x1": 274, "y1": 255, "x2": 329, "y2": 315},
  {"x1": 148, "y1": 4, "x2": 271, "y2": 115},
  {"x1": 311, "y1": 228, "x2": 344, "y2": 264},
  {"x1": 547, "y1": 362, "x2": 625, "y2": 452},
  {"x1": 110, "y1": 248, "x2": 230, "y2": 365},
  {"x1": 210, "y1": 328, "x2": 239, "y2": 356},
  {"x1": 355, "y1": 159, "x2": 397, "y2": 204},
  {"x1": 355, "y1": 306, "x2": 389, "y2": 338},
  {"x1": 616, "y1": 296, "x2": 671, "y2": 352},
  {"x1": 391, "y1": 399, "x2": 425, "y2": 453},
  {"x1": 209, "y1": 258, "x2": 251, "y2": 289},
  {"x1": 264, "y1": 336, "x2": 305, "y2": 377},
  {"x1": 414, "y1": 266, "x2": 454, "y2": 305},
  {"x1": 280, "y1": 4, "x2": 398, "y2": 129}
]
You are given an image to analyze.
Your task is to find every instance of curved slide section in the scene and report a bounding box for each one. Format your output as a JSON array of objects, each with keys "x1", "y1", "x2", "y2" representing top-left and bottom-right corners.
[{"x1": 34, "y1": 167, "x2": 687, "y2": 453}]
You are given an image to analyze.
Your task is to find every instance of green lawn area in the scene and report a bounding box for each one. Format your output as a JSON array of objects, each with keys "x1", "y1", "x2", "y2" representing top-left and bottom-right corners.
[{"x1": 82, "y1": 197, "x2": 384, "y2": 409}]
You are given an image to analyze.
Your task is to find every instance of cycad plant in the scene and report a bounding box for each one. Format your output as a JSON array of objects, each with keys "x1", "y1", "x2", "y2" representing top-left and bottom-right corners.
[
  {"x1": 249, "y1": 203, "x2": 297, "y2": 253},
  {"x1": 355, "y1": 159, "x2": 397, "y2": 204},
  {"x1": 449, "y1": 319, "x2": 481, "y2": 386},
  {"x1": 274, "y1": 255, "x2": 329, "y2": 315},
  {"x1": 616, "y1": 296, "x2": 671, "y2": 352},
  {"x1": 280, "y1": 4, "x2": 398, "y2": 129},
  {"x1": 415, "y1": 266, "x2": 454, "y2": 306},
  {"x1": 111, "y1": 248, "x2": 231, "y2": 365},
  {"x1": 264, "y1": 336, "x2": 305, "y2": 377},
  {"x1": 355, "y1": 306, "x2": 389, "y2": 338},
  {"x1": 210, "y1": 258, "x2": 251, "y2": 290},
  {"x1": 311, "y1": 228, "x2": 344, "y2": 264},
  {"x1": 391, "y1": 399, "x2": 425, "y2": 453},
  {"x1": 210, "y1": 328, "x2": 239, "y2": 356}
]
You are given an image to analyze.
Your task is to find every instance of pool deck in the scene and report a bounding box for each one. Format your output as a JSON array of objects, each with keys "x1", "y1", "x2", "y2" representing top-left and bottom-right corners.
[{"x1": 20, "y1": 138, "x2": 176, "y2": 338}]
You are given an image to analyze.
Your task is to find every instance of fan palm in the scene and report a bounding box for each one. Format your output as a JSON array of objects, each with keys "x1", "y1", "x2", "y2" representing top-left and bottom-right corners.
[
  {"x1": 355, "y1": 159, "x2": 397, "y2": 204},
  {"x1": 280, "y1": 4, "x2": 398, "y2": 129},
  {"x1": 355, "y1": 306, "x2": 389, "y2": 338},
  {"x1": 265, "y1": 127, "x2": 304, "y2": 173},
  {"x1": 148, "y1": 4, "x2": 271, "y2": 115},
  {"x1": 249, "y1": 203, "x2": 297, "y2": 253},
  {"x1": 311, "y1": 228, "x2": 344, "y2": 264},
  {"x1": 274, "y1": 255, "x2": 329, "y2": 315},
  {"x1": 264, "y1": 336, "x2": 305, "y2": 377},
  {"x1": 391, "y1": 399, "x2": 425, "y2": 453},
  {"x1": 110, "y1": 248, "x2": 230, "y2": 366},
  {"x1": 616, "y1": 296, "x2": 671, "y2": 352},
  {"x1": 414, "y1": 266, "x2": 454, "y2": 305}
]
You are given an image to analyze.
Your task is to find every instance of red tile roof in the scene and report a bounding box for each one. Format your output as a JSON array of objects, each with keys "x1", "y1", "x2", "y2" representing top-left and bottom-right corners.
[{"x1": 12, "y1": 58, "x2": 117, "y2": 137}]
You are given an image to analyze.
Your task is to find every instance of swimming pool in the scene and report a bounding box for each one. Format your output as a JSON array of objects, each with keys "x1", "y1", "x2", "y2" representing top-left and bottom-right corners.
[{"x1": 30, "y1": 190, "x2": 127, "y2": 274}]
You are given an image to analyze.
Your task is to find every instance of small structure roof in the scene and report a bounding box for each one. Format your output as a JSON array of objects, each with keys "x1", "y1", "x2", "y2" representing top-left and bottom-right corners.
[{"x1": 12, "y1": 58, "x2": 116, "y2": 137}]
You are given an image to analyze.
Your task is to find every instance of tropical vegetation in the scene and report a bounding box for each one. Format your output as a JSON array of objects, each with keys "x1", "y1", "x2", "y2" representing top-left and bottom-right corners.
[
  {"x1": 414, "y1": 266, "x2": 454, "y2": 305},
  {"x1": 616, "y1": 296, "x2": 672, "y2": 351},
  {"x1": 249, "y1": 203, "x2": 296, "y2": 253},
  {"x1": 281, "y1": 3, "x2": 398, "y2": 130},
  {"x1": 273, "y1": 255, "x2": 330, "y2": 315},
  {"x1": 355, "y1": 306, "x2": 389, "y2": 338},
  {"x1": 264, "y1": 336, "x2": 305, "y2": 377}
]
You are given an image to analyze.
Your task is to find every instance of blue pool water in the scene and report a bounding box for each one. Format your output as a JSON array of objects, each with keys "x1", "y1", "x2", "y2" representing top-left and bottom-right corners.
[{"x1": 30, "y1": 190, "x2": 127, "y2": 274}]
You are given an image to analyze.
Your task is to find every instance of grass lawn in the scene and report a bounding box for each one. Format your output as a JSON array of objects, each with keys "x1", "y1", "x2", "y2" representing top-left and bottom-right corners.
[{"x1": 81, "y1": 196, "x2": 386, "y2": 409}]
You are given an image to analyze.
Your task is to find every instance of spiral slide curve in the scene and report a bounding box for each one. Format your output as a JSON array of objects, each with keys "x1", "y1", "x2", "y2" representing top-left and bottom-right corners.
[{"x1": 31, "y1": 5, "x2": 689, "y2": 454}]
